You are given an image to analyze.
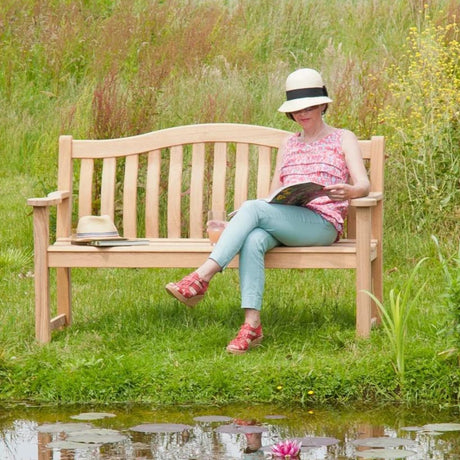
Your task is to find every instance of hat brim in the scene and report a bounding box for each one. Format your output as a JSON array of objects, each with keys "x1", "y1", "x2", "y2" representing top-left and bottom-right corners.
[{"x1": 278, "y1": 96, "x2": 332, "y2": 113}]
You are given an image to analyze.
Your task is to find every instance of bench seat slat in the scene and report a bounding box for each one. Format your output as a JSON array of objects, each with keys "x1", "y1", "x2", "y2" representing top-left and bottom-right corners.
[{"x1": 48, "y1": 239, "x2": 377, "y2": 269}]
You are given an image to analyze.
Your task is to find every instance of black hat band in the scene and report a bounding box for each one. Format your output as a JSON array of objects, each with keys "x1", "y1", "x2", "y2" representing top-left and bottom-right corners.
[{"x1": 286, "y1": 86, "x2": 328, "y2": 100}]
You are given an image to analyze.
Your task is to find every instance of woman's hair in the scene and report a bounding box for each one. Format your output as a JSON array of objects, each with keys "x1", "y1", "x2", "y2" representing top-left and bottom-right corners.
[{"x1": 286, "y1": 103, "x2": 328, "y2": 120}]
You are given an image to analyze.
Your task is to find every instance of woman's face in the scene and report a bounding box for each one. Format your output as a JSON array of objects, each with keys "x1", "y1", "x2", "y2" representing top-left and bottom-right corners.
[{"x1": 291, "y1": 104, "x2": 325, "y2": 128}]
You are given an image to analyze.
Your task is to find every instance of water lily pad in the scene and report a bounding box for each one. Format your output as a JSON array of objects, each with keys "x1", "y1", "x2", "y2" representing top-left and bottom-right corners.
[
  {"x1": 352, "y1": 437, "x2": 415, "y2": 448},
  {"x1": 130, "y1": 423, "x2": 193, "y2": 433},
  {"x1": 193, "y1": 415, "x2": 233, "y2": 423},
  {"x1": 422, "y1": 423, "x2": 460, "y2": 432},
  {"x1": 70, "y1": 412, "x2": 116, "y2": 421},
  {"x1": 47, "y1": 440, "x2": 102, "y2": 450},
  {"x1": 37, "y1": 422, "x2": 93, "y2": 433},
  {"x1": 67, "y1": 428, "x2": 127, "y2": 444},
  {"x1": 357, "y1": 448, "x2": 416, "y2": 459},
  {"x1": 264, "y1": 415, "x2": 287, "y2": 420},
  {"x1": 215, "y1": 424, "x2": 268, "y2": 434},
  {"x1": 300, "y1": 436, "x2": 340, "y2": 447}
]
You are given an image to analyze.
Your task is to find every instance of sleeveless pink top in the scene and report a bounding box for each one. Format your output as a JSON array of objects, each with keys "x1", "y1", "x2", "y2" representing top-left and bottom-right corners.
[{"x1": 279, "y1": 129, "x2": 349, "y2": 237}]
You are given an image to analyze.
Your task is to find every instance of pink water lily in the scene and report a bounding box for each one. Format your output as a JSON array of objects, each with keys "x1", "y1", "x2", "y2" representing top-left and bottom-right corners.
[{"x1": 271, "y1": 439, "x2": 302, "y2": 458}]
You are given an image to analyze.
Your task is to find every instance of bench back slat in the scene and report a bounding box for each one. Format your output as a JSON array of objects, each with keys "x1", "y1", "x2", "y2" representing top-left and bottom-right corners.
[
  {"x1": 211, "y1": 142, "x2": 227, "y2": 213},
  {"x1": 190, "y1": 143, "x2": 206, "y2": 238},
  {"x1": 145, "y1": 150, "x2": 161, "y2": 238},
  {"x1": 123, "y1": 154, "x2": 139, "y2": 238},
  {"x1": 100, "y1": 157, "x2": 116, "y2": 219},
  {"x1": 234, "y1": 143, "x2": 249, "y2": 211},
  {"x1": 369, "y1": 137, "x2": 385, "y2": 192},
  {"x1": 257, "y1": 145, "x2": 272, "y2": 198},
  {"x1": 78, "y1": 158, "x2": 94, "y2": 217},
  {"x1": 167, "y1": 146, "x2": 183, "y2": 238}
]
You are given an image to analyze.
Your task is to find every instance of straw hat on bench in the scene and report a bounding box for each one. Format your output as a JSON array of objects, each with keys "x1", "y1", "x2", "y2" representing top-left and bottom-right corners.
[{"x1": 72, "y1": 215, "x2": 125, "y2": 243}]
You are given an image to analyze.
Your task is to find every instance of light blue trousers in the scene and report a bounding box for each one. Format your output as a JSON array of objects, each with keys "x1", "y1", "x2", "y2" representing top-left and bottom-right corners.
[{"x1": 209, "y1": 199, "x2": 337, "y2": 311}]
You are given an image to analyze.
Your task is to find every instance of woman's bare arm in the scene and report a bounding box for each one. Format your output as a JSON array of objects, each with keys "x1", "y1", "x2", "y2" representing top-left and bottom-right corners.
[{"x1": 324, "y1": 130, "x2": 370, "y2": 201}]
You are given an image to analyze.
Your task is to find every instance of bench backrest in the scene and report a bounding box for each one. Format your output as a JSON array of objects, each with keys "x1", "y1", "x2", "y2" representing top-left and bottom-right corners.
[{"x1": 56, "y1": 123, "x2": 384, "y2": 240}]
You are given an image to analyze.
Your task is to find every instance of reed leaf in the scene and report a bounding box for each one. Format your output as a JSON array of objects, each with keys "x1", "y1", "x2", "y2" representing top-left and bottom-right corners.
[{"x1": 364, "y1": 258, "x2": 428, "y2": 383}]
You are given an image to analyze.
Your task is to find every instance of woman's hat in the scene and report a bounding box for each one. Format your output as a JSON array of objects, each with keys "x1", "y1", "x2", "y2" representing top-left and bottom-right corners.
[
  {"x1": 278, "y1": 68, "x2": 332, "y2": 113},
  {"x1": 72, "y1": 215, "x2": 125, "y2": 243}
]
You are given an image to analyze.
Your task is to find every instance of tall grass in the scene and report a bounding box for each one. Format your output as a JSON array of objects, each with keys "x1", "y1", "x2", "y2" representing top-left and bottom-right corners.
[
  {"x1": 1, "y1": 0, "x2": 458, "y2": 239},
  {"x1": 0, "y1": 0, "x2": 459, "y2": 406}
]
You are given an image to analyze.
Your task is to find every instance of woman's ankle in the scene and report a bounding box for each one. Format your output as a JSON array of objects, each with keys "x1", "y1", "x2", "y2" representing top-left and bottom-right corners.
[
  {"x1": 243, "y1": 309, "x2": 261, "y2": 328},
  {"x1": 196, "y1": 259, "x2": 221, "y2": 282}
]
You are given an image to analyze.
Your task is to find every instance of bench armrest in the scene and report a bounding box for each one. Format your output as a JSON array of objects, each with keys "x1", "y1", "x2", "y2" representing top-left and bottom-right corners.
[
  {"x1": 27, "y1": 190, "x2": 71, "y2": 207},
  {"x1": 28, "y1": 190, "x2": 72, "y2": 247},
  {"x1": 349, "y1": 192, "x2": 383, "y2": 207}
]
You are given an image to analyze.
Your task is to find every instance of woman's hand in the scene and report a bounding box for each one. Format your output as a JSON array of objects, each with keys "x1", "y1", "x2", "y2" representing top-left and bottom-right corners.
[{"x1": 324, "y1": 183, "x2": 357, "y2": 201}]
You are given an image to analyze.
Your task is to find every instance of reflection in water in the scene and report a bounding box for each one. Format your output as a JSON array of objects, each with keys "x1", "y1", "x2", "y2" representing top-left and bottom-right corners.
[
  {"x1": 0, "y1": 403, "x2": 458, "y2": 459},
  {"x1": 234, "y1": 418, "x2": 263, "y2": 458}
]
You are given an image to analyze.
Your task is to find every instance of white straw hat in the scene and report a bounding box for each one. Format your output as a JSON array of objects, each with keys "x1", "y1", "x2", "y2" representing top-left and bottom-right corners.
[
  {"x1": 72, "y1": 215, "x2": 124, "y2": 243},
  {"x1": 278, "y1": 68, "x2": 332, "y2": 113}
]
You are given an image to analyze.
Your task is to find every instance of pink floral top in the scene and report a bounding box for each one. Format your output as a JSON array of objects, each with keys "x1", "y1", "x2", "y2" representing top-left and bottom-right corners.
[{"x1": 279, "y1": 129, "x2": 349, "y2": 237}]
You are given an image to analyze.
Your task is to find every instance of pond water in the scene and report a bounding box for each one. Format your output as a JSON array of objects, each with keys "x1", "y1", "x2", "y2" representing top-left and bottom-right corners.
[{"x1": 0, "y1": 403, "x2": 459, "y2": 459}]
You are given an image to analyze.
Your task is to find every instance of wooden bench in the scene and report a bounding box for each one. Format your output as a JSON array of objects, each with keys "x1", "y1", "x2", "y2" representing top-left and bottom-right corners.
[{"x1": 27, "y1": 123, "x2": 384, "y2": 343}]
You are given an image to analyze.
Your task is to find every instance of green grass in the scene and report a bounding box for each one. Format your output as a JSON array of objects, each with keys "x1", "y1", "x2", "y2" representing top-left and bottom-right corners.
[
  {"x1": 0, "y1": 251, "x2": 458, "y2": 406},
  {"x1": 0, "y1": 0, "x2": 459, "y2": 408}
]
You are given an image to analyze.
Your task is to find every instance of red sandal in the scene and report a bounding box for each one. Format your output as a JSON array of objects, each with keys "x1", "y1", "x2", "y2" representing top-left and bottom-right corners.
[
  {"x1": 165, "y1": 272, "x2": 209, "y2": 307},
  {"x1": 226, "y1": 323, "x2": 263, "y2": 355}
]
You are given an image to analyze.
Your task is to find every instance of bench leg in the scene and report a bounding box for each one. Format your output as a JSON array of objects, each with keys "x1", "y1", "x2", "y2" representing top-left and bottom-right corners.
[
  {"x1": 356, "y1": 207, "x2": 372, "y2": 338},
  {"x1": 57, "y1": 267, "x2": 72, "y2": 327},
  {"x1": 356, "y1": 267, "x2": 372, "y2": 337},
  {"x1": 32, "y1": 207, "x2": 51, "y2": 343},
  {"x1": 371, "y1": 257, "x2": 383, "y2": 326}
]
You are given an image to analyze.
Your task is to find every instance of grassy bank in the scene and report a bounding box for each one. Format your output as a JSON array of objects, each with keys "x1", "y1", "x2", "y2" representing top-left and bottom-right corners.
[
  {"x1": 0, "y1": 247, "x2": 458, "y2": 407},
  {"x1": 0, "y1": 0, "x2": 459, "y2": 407}
]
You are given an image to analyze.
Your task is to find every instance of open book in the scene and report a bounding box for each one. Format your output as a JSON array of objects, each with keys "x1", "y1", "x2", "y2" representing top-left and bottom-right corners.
[
  {"x1": 265, "y1": 181, "x2": 325, "y2": 206},
  {"x1": 228, "y1": 181, "x2": 325, "y2": 217}
]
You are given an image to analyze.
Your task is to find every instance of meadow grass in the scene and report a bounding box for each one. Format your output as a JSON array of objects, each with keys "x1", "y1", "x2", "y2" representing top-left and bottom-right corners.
[
  {"x1": 0, "y1": 260, "x2": 456, "y2": 406},
  {"x1": 0, "y1": 0, "x2": 459, "y2": 407}
]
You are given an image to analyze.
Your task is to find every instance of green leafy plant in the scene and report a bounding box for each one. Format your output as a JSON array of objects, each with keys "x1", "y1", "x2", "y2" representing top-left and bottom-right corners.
[
  {"x1": 432, "y1": 235, "x2": 460, "y2": 362},
  {"x1": 364, "y1": 258, "x2": 428, "y2": 384},
  {"x1": 381, "y1": 11, "x2": 460, "y2": 235}
]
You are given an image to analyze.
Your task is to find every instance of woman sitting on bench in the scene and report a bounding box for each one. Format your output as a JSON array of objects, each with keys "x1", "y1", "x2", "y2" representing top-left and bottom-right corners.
[{"x1": 166, "y1": 68, "x2": 370, "y2": 354}]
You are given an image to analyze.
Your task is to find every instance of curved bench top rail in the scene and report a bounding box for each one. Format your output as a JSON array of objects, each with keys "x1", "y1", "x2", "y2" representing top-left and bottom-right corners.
[{"x1": 70, "y1": 123, "x2": 291, "y2": 159}]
